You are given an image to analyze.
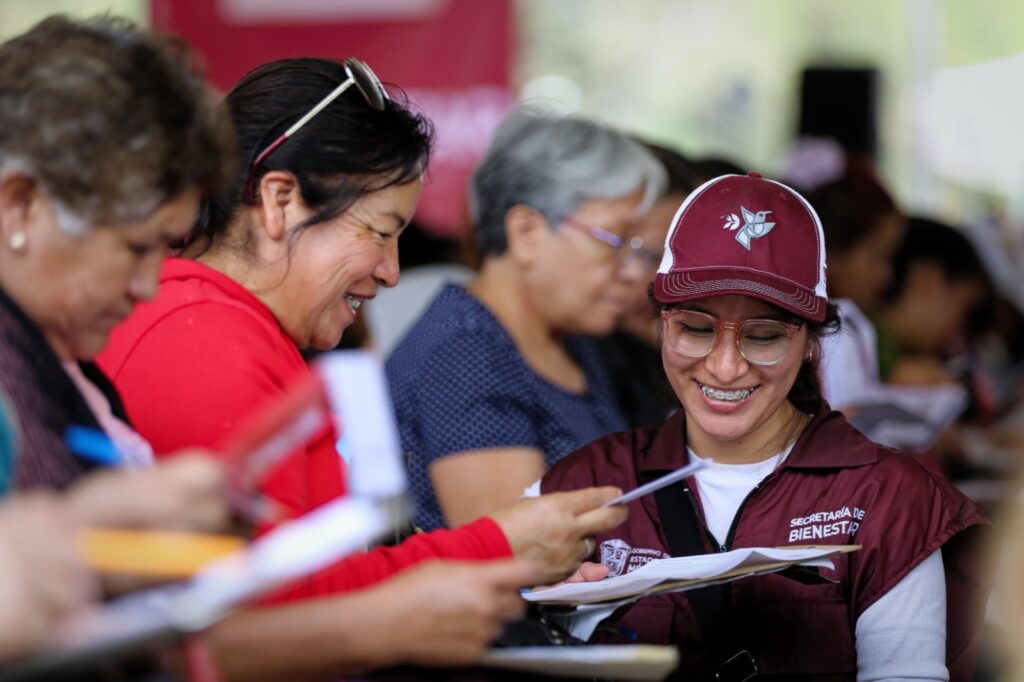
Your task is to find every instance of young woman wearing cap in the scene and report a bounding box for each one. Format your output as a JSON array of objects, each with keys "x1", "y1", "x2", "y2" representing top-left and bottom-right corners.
[{"x1": 540, "y1": 172, "x2": 987, "y2": 681}]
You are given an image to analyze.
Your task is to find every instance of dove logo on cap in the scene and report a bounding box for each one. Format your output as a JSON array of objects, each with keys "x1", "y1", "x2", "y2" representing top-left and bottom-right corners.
[{"x1": 722, "y1": 206, "x2": 777, "y2": 251}]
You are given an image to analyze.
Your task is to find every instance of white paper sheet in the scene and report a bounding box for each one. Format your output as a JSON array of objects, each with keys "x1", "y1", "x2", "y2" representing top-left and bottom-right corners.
[
  {"x1": 51, "y1": 497, "x2": 395, "y2": 649},
  {"x1": 524, "y1": 546, "x2": 843, "y2": 605},
  {"x1": 483, "y1": 645, "x2": 679, "y2": 681},
  {"x1": 317, "y1": 351, "x2": 406, "y2": 498}
]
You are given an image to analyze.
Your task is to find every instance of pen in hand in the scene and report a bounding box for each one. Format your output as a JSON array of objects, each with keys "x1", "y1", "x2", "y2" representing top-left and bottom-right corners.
[{"x1": 602, "y1": 459, "x2": 710, "y2": 507}]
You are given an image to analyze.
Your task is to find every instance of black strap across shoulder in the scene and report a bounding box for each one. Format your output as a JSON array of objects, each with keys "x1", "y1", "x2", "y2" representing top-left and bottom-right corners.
[{"x1": 649, "y1": 473, "x2": 758, "y2": 682}]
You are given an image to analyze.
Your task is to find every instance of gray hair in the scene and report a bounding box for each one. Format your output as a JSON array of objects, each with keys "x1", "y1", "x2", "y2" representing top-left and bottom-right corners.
[
  {"x1": 468, "y1": 106, "x2": 667, "y2": 256},
  {"x1": 0, "y1": 16, "x2": 233, "y2": 234}
]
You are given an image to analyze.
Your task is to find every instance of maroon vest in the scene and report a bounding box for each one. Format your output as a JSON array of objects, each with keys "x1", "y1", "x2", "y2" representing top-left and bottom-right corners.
[{"x1": 542, "y1": 408, "x2": 988, "y2": 681}]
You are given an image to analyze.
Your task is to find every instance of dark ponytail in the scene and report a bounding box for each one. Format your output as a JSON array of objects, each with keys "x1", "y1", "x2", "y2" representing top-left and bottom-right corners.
[{"x1": 184, "y1": 57, "x2": 433, "y2": 254}]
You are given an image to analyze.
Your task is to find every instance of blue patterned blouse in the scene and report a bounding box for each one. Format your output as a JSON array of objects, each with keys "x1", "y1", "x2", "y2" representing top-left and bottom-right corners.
[{"x1": 386, "y1": 284, "x2": 627, "y2": 530}]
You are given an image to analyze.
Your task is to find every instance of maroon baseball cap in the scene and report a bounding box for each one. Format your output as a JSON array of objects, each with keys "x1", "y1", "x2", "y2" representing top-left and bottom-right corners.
[{"x1": 653, "y1": 171, "x2": 828, "y2": 322}]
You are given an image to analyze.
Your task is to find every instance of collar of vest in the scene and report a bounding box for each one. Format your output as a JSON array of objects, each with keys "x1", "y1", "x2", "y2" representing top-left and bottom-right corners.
[{"x1": 638, "y1": 404, "x2": 878, "y2": 473}]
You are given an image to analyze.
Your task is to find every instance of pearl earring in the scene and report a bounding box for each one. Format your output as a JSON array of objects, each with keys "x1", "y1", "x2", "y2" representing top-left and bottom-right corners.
[{"x1": 8, "y1": 232, "x2": 26, "y2": 252}]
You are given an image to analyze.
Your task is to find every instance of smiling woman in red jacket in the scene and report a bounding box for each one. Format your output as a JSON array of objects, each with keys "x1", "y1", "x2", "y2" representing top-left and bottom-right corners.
[
  {"x1": 99, "y1": 57, "x2": 626, "y2": 679},
  {"x1": 541, "y1": 172, "x2": 988, "y2": 681}
]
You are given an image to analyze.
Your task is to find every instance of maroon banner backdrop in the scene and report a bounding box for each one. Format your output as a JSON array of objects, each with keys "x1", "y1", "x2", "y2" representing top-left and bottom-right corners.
[{"x1": 151, "y1": 0, "x2": 516, "y2": 235}]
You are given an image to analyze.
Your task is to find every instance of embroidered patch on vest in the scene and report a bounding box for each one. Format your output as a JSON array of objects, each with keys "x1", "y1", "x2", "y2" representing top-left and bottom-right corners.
[{"x1": 599, "y1": 538, "x2": 669, "y2": 576}]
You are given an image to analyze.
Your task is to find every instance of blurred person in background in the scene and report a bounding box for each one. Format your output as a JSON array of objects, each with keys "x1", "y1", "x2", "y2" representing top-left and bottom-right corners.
[
  {"x1": 810, "y1": 169, "x2": 902, "y2": 316},
  {"x1": 99, "y1": 59, "x2": 627, "y2": 680},
  {"x1": 596, "y1": 140, "x2": 699, "y2": 428},
  {"x1": 876, "y1": 216, "x2": 992, "y2": 386},
  {"x1": 386, "y1": 107, "x2": 666, "y2": 530},
  {"x1": 809, "y1": 168, "x2": 904, "y2": 410},
  {"x1": 870, "y1": 217, "x2": 997, "y2": 474}
]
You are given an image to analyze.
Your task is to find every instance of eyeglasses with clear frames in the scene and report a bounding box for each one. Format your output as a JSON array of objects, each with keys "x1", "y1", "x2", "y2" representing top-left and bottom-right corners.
[
  {"x1": 242, "y1": 57, "x2": 389, "y2": 203},
  {"x1": 660, "y1": 308, "x2": 804, "y2": 366},
  {"x1": 562, "y1": 215, "x2": 662, "y2": 269}
]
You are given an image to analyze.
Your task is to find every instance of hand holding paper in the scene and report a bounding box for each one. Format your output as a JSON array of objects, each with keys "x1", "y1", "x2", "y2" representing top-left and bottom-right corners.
[
  {"x1": 525, "y1": 545, "x2": 859, "y2": 605},
  {"x1": 67, "y1": 455, "x2": 229, "y2": 533},
  {"x1": 491, "y1": 486, "x2": 628, "y2": 585},
  {"x1": 358, "y1": 560, "x2": 537, "y2": 667},
  {"x1": 50, "y1": 495, "x2": 399, "y2": 658}
]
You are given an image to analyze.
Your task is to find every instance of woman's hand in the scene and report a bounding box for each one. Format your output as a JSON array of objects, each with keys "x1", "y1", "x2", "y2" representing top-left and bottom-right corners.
[
  {"x1": 204, "y1": 558, "x2": 540, "y2": 679},
  {"x1": 0, "y1": 495, "x2": 95, "y2": 661},
  {"x1": 358, "y1": 559, "x2": 536, "y2": 667},
  {"x1": 67, "y1": 453, "x2": 229, "y2": 532},
  {"x1": 489, "y1": 487, "x2": 627, "y2": 585},
  {"x1": 561, "y1": 560, "x2": 610, "y2": 583}
]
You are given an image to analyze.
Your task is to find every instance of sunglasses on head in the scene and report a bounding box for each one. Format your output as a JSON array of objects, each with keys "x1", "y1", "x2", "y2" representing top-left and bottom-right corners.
[{"x1": 242, "y1": 57, "x2": 389, "y2": 203}]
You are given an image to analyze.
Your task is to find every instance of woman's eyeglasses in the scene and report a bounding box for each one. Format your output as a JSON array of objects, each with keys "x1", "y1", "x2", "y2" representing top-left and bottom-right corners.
[
  {"x1": 243, "y1": 57, "x2": 389, "y2": 202},
  {"x1": 561, "y1": 215, "x2": 661, "y2": 269},
  {"x1": 660, "y1": 309, "x2": 804, "y2": 366}
]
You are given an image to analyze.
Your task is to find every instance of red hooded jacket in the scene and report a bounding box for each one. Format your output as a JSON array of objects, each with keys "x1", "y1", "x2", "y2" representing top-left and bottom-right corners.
[
  {"x1": 99, "y1": 259, "x2": 512, "y2": 601},
  {"x1": 542, "y1": 407, "x2": 988, "y2": 680}
]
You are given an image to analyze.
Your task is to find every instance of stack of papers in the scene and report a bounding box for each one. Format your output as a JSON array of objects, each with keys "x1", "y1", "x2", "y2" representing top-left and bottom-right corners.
[{"x1": 525, "y1": 546, "x2": 857, "y2": 605}]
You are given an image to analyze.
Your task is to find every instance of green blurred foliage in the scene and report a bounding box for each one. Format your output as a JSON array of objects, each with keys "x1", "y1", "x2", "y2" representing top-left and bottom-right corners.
[
  {"x1": 0, "y1": 0, "x2": 1021, "y2": 220},
  {"x1": 939, "y1": 0, "x2": 1024, "y2": 67},
  {"x1": 517, "y1": 0, "x2": 1024, "y2": 217},
  {"x1": 0, "y1": 0, "x2": 145, "y2": 39}
]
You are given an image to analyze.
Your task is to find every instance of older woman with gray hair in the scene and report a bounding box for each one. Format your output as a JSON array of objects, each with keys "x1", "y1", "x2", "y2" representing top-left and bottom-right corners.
[
  {"x1": 0, "y1": 16, "x2": 233, "y2": 490},
  {"x1": 387, "y1": 107, "x2": 666, "y2": 530},
  {"x1": 0, "y1": 15, "x2": 238, "y2": 665}
]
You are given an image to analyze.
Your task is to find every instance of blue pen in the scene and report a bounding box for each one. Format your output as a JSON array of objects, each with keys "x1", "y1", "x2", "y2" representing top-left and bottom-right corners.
[{"x1": 64, "y1": 425, "x2": 123, "y2": 466}]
